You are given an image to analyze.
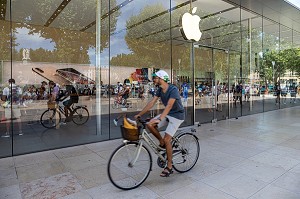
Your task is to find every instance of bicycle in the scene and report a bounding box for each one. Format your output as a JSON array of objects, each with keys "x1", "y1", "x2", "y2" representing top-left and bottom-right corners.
[
  {"x1": 111, "y1": 96, "x2": 132, "y2": 109},
  {"x1": 107, "y1": 117, "x2": 200, "y2": 190},
  {"x1": 40, "y1": 100, "x2": 89, "y2": 128}
]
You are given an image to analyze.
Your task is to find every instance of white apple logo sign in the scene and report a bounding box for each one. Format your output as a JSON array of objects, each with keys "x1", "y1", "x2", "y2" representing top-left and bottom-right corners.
[{"x1": 180, "y1": 7, "x2": 202, "y2": 42}]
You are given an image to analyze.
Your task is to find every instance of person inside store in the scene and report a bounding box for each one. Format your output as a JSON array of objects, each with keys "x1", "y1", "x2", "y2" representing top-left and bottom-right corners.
[
  {"x1": 134, "y1": 70, "x2": 185, "y2": 177},
  {"x1": 138, "y1": 85, "x2": 145, "y2": 100},
  {"x1": 1, "y1": 79, "x2": 23, "y2": 137},
  {"x1": 48, "y1": 81, "x2": 60, "y2": 102}
]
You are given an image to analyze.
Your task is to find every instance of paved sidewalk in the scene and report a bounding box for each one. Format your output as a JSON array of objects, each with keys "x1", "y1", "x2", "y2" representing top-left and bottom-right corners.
[{"x1": 1, "y1": 107, "x2": 300, "y2": 199}]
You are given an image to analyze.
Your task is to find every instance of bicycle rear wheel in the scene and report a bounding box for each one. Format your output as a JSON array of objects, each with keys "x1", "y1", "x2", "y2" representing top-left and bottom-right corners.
[
  {"x1": 40, "y1": 109, "x2": 61, "y2": 128},
  {"x1": 72, "y1": 107, "x2": 89, "y2": 125},
  {"x1": 107, "y1": 142, "x2": 152, "y2": 190},
  {"x1": 172, "y1": 132, "x2": 200, "y2": 173}
]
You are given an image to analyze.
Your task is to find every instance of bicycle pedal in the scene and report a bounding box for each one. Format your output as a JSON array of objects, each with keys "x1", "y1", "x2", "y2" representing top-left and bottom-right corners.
[{"x1": 157, "y1": 147, "x2": 166, "y2": 152}]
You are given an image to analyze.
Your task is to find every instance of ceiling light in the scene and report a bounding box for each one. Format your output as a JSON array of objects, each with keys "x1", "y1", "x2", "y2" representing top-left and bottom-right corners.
[{"x1": 284, "y1": 0, "x2": 300, "y2": 10}]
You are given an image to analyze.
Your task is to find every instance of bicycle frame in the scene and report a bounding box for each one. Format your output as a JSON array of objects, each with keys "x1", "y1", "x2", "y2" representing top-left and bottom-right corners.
[
  {"x1": 125, "y1": 128, "x2": 185, "y2": 167},
  {"x1": 55, "y1": 103, "x2": 76, "y2": 117}
]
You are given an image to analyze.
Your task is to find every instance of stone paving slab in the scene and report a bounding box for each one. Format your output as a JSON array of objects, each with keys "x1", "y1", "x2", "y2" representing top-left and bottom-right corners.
[{"x1": 0, "y1": 107, "x2": 300, "y2": 199}]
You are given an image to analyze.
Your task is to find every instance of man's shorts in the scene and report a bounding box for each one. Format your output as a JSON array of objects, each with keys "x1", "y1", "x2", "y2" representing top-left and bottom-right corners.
[
  {"x1": 153, "y1": 114, "x2": 184, "y2": 137},
  {"x1": 5, "y1": 105, "x2": 21, "y2": 119}
]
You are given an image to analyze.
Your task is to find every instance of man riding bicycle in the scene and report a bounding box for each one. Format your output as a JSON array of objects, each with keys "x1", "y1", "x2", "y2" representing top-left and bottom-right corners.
[
  {"x1": 49, "y1": 82, "x2": 79, "y2": 124},
  {"x1": 61, "y1": 85, "x2": 79, "y2": 123},
  {"x1": 135, "y1": 70, "x2": 185, "y2": 177}
]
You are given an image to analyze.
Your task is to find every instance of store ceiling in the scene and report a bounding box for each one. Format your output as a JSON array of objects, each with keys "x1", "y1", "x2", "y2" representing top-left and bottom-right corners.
[
  {"x1": 226, "y1": 0, "x2": 300, "y2": 32},
  {"x1": 2, "y1": 0, "x2": 300, "y2": 49}
]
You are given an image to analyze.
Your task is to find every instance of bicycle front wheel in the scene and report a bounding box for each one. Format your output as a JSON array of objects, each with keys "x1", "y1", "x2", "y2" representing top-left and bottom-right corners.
[
  {"x1": 107, "y1": 142, "x2": 152, "y2": 190},
  {"x1": 172, "y1": 132, "x2": 200, "y2": 173},
  {"x1": 72, "y1": 107, "x2": 89, "y2": 125},
  {"x1": 40, "y1": 109, "x2": 61, "y2": 128}
]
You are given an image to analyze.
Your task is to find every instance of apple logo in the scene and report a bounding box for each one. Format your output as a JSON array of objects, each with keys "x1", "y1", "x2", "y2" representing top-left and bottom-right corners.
[{"x1": 180, "y1": 7, "x2": 202, "y2": 42}]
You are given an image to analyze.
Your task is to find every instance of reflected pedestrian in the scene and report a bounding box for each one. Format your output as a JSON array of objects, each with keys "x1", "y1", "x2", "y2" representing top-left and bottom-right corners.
[{"x1": 1, "y1": 79, "x2": 23, "y2": 137}]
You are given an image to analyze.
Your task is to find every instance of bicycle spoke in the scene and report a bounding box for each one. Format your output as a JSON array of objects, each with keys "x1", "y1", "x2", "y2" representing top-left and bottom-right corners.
[
  {"x1": 108, "y1": 143, "x2": 152, "y2": 190},
  {"x1": 172, "y1": 133, "x2": 200, "y2": 173}
]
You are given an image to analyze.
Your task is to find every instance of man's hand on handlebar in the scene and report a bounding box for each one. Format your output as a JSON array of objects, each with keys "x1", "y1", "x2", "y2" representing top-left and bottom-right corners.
[
  {"x1": 149, "y1": 118, "x2": 160, "y2": 125},
  {"x1": 134, "y1": 114, "x2": 141, "y2": 120}
]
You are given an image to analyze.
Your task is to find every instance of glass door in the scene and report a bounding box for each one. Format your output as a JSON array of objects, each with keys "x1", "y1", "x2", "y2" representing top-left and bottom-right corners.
[
  {"x1": 194, "y1": 46, "x2": 214, "y2": 124},
  {"x1": 213, "y1": 49, "x2": 229, "y2": 121}
]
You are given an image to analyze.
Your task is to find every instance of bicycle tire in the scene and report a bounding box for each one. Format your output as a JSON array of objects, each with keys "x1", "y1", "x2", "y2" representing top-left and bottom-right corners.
[
  {"x1": 172, "y1": 132, "x2": 200, "y2": 173},
  {"x1": 107, "y1": 142, "x2": 152, "y2": 190},
  {"x1": 40, "y1": 109, "x2": 61, "y2": 128},
  {"x1": 72, "y1": 107, "x2": 89, "y2": 125}
]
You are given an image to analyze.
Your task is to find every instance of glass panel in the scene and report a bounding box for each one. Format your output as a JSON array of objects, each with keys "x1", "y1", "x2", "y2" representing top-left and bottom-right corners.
[
  {"x1": 109, "y1": 0, "x2": 172, "y2": 138},
  {"x1": 213, "y1": 49, "x2": 229, "y2": 121},
  {"x1": 262, "y1": 19, "x2": 279, "y2": 111},
  {"x1": 292, "y1": 31, "x2": 300, "y2": 101},
  {"x1": 8, "y1": 0, "x2": 102, "y2": 155},
  {"x1": 0, "y1": 0, "x2": 12, "y2": 157},
  {"x1": 280, "y1": 26, "x2": 297, "y2": 107},
  {"x1": 241, "y1": 13, "x2": 264, "y2": 116},
  {"x1": 100, "y1": 0, "x2": 112, "y2": 140},
  {"x1": 195, "y1": 47, "x2": 214, "y2": 123},
  {"x1": 188, "y1": 0, "x2": 242, "y2": 122},
  {"x1": 171, "y1": 0, "x2": 194, "y2": 126}
]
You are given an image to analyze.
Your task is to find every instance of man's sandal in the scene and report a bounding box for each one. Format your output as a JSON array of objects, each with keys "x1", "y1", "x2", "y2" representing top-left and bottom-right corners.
[{"x1": 160, "y1": 167, "x2": 173, "y2": 177}]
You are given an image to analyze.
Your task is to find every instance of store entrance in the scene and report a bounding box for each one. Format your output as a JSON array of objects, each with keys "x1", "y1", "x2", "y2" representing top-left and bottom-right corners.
[{"x1": 194, "y1": 44, "x2": 240, "y2": 124}]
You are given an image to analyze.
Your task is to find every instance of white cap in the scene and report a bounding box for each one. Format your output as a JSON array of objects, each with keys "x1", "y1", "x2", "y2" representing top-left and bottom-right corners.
[{"x1": 153, "y1": 70, "x2": 169, "y2": 82}]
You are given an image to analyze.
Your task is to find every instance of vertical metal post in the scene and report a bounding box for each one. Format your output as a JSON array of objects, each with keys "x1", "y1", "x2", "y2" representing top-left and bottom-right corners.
[
  {"x1": 96, "y1": 0, "x2": 101, "y2": 135},
  {"x1": 191, "y1": 42, "x2": 195, "y2": 125},
  {"x1": 248, "y1": 18, "x2": 252, "y2": 111},
  {"x1": 227, "y1": 51, "x2": 230, "y2": 119},
  {"x1": 211, "y1": 48, "x2": 214, "y2": 122}
]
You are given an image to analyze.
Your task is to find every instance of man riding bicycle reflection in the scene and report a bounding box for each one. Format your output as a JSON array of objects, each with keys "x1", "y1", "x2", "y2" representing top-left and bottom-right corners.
[
  {"x1": 134, "y1": 70, "x2": 185, "y2": 177},
  {"x1": 49, "y1": 81, "x2": 79, "y2": 124},
  {"x1": 62, "y1": 85, "x2": 79, "y2": 122}
]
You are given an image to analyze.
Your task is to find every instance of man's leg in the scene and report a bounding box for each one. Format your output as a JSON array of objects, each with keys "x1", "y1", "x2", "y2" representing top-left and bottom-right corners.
[
  {"x1": 159, "y1": 116, "x2": 184, "y2": 177},
  {"x1": 147, "y1": 123, "x2": 164, "y2": 146},
  {"x1": 163, "y1": 133, "x2": 172, "y2": 169},
  {"x1": 64, "y1": 106, "x2": 69, "y2": 118},
  {"x1": 2, "y1": 109, "x2": 11, "y2": 137},
  {"x1": 16, "y1": 118, "x2": 23, "y2": 135}
]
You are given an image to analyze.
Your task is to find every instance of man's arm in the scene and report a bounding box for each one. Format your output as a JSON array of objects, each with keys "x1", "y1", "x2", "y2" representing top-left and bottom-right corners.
[
  {"x1": 159, "y1": 98, "x2": 175, "y2": 120},
  {"x1": 136, "y1": 96, "x2": 159, "y2": 117},
  {"x1": 149, "y1": 98, "x2": 175, "y2": 124}
]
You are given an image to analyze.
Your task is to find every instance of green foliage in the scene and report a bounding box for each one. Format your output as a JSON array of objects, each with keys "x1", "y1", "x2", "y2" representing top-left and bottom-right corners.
[
  {"x1": 2, "y1": 0, "x2": 119, "y2": 64},
  {"x1": 260, "y1": 48, "x2": 300, "y2": 83},
  {"x1": 0, "y1": 21, "x2": 18, "y2": 60}
]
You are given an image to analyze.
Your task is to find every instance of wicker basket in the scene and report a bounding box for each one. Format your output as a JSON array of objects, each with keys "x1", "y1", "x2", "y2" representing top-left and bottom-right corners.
[
  {"x1": 120, "y1": 125, "x2": 139, "y2": 141},
  {"x1": 47, "y1": 101, "x2": 56, "y2": 109}
]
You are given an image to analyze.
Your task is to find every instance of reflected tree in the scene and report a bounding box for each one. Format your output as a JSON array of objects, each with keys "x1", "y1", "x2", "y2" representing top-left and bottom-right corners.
[
  {"x1": 11, "y1": 0, "x2": 119, "y2": 64},
  {"x1": 125, "y1": 4, "x2": 174, "y2": 68},
  {"x1": 0, "y1": 20, "x2": 18, "y2": 60}
]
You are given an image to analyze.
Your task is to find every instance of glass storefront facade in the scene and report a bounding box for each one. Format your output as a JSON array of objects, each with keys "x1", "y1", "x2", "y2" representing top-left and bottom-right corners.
[{"x1": 1, "y1": 0, "x2": 299, "y2": 158}]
